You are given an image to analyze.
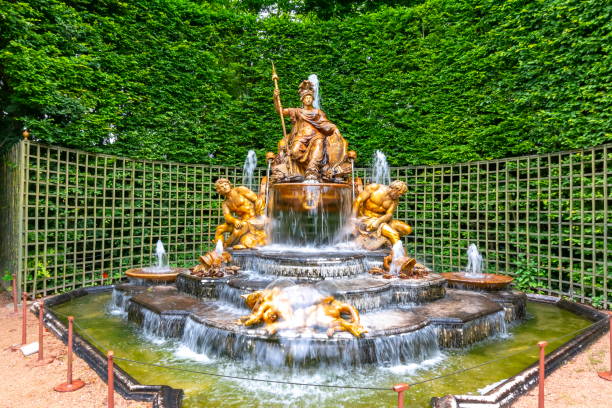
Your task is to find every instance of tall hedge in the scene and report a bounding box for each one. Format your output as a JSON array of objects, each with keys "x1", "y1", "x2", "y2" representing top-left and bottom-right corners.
[{"x1": 1, "y1": 0, "x2": 610, "y2": 165}]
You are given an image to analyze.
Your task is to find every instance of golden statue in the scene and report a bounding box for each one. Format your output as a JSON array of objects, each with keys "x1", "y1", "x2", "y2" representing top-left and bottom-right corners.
[
  {"x1": 369, "y1": 250, "x2": 430, "y2": 279},
  {"x1": 352, "y1": 180, "x2": 413, "y2": 250},
  {"x1": 191, "y1": 244, "x2": 240, "y2": 278},
  {"x1": 238, "y1": 287, "x2": 367, "y2": 338},
  {"x1": 269, "y1": 68, "x2": 354, "y2": 183},
  {"x1": 213, "y1": 178, "x2": 266, "y2": 249}
]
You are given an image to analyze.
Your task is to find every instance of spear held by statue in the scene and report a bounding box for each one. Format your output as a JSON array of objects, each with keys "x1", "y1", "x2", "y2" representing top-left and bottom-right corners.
[{"x1": 271, "y1": 62, "x2": 294, "y2": 174}]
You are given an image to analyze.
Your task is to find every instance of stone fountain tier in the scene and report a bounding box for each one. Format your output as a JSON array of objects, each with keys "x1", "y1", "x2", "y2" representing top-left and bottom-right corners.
[
  {"x1": 228, "y1": 248, "x2": 387, "y2": 279},
  {"x1": 117, "y1": 285, "x2": 525, "y2": 366},
  {"x1": 175, "y1": 272, "x2": 447, "y2": 311},
  {"x1": 441, "y1": 272, "x2": 514, "y2": 291},
  {"x1": 125, "y1": 267, "x2": 190, "y2": 284}
]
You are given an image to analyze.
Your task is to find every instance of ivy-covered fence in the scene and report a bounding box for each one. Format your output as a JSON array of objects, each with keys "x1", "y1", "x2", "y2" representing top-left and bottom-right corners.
[{"x1": 1, "y1": 140, "x2": 610, "y2": 309}]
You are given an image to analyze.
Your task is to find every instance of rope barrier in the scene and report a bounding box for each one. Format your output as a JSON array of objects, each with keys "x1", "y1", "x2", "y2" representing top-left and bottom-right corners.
[
  {"x1": 45, "y1": 306, "x2": 605, "y2": 391},
  {"x1": 113, "y1": 356, "x2": 391, "y2": 390}
]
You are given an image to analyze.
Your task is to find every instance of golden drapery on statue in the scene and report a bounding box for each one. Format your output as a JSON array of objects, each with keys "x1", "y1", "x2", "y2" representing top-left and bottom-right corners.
[{"x1": 270, "y1": 77, "x2": 354, "y2": 183}]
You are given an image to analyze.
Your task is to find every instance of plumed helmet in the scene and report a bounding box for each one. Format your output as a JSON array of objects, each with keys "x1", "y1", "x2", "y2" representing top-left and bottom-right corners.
[{"x1": 298, "y1": 80, "x2": 315, "y2": 100}]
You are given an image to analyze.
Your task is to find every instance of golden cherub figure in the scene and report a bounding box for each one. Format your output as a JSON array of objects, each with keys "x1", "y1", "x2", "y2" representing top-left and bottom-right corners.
[
  {"x1": 352, "y1": 180, "x2": 413, "y2": 250},
  {"x1": 213, "y1": 178, "x2": 266, "y2": 249}
]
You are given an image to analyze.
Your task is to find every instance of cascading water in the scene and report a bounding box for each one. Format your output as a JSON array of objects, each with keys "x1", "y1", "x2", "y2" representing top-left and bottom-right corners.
[
  {"x1": 267, "y1": 183, "x2": 353, "y2": 247},
  {"x1": 180, "y1": 316, "x2": 440, "y2": 368},
  {"x1": 128, "y1": 303, "x2": 185, "y2": 340},
  {"x1": 108, "y1": 289, "x2": 131, "y2": 316},
  {"x1": 371, "y1": 150, "x2": 391, "y2": 185},
  {"x1": 465, "y1": 244, "x2": 485, "y2": 278},
  {"x1": 242, "y1": 150, "x2": 257, "y2": 192}
]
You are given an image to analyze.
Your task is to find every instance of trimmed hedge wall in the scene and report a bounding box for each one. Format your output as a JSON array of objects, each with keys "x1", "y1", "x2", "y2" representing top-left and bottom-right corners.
[{"x1": 1, "y1": 0, "x2": 610, "y2": 165}]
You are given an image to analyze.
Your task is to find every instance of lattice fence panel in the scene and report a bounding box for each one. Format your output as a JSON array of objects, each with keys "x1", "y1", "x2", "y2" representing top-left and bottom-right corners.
[
  {"x1": 19, "y1": 141, "x2": 242, "y2": 295},
  {"x1": 3, "y1": 141, "x2": 610, "y2": 308}
]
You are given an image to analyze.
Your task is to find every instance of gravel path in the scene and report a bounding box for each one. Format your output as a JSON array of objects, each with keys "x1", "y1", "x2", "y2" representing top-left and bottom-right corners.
[
  {"x1": 0, "y1": 291, "x2": 151, "y2": 408},
  {"x1": 512, "y1": 325, "x2": 612, "y2": 408}
]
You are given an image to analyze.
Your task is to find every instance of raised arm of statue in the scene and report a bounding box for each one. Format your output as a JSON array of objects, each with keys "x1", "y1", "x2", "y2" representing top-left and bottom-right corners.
[{"x1": 273, "y1": 89, "x2": 290, "y2": 116}]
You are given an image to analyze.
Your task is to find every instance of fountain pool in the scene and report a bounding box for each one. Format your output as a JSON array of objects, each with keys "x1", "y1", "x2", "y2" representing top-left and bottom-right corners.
[{"x1": 51, "y1": 292, "x2": 594, "y2": 407}]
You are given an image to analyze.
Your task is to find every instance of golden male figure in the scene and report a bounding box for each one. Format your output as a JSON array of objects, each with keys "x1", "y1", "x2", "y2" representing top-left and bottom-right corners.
[
  {"x1": 352, "y1": 180, "x2": 413, "y2": 250},
  {"x1": 214, "y1": 178, "x2": 266, "y2": 249}
]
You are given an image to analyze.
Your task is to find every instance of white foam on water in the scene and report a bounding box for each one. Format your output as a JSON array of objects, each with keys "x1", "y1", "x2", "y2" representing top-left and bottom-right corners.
[
  {"x1": 174, "y1": 344, "x2": 212, "y2": 363},
  {"x1": 385, "y1": 352, "x2": 445, "y2": 375}
]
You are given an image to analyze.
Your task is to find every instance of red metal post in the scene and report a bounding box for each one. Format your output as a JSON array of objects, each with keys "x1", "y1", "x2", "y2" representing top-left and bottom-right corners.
[
  {"x1": 393, "y1": 383, "x2": 410, "y2": 408},
  {"x1": 598, "y1": 313, "x2": 612, "y2": 381},
  {"x1": 538, "y1": 341, "x2": 547, "y2": 408},
  {"x1": 38, "y1": 300, "x2": 44, "y2": 360},
  {"x1": 21, "y1": 292, "x2": 27, "y2": 345},
  {"x1": 53, "y1": 316, "x2": 85, "y2": 392},
  {"x1": 107, "y1": 351, "x2": 115, "y2": 408},
  {"x1": 67, "y1": 316, "x2": 74, "y2": 383},
  {"x1": 32, "y1": 300, "x2": 53, "y2": 366},
  {"x1": 12, "y1": 273, "x2": 18, "y2": 313}
]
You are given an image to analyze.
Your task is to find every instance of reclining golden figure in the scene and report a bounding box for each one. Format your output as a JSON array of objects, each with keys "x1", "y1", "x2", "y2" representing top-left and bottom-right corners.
[{"x1": 238, "y1": 287, "x2": 367, "y2": 338}]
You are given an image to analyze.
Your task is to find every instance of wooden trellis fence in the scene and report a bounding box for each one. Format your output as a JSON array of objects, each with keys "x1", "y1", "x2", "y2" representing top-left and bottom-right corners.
[{"x1": 0, "y1": 140, "x2": 610, "y2": 309}]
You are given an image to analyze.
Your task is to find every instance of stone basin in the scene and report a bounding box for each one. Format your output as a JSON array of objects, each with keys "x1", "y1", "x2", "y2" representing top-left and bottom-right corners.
[{"x1": 441, "y1": 272, "x2": 514, "y2": 291}]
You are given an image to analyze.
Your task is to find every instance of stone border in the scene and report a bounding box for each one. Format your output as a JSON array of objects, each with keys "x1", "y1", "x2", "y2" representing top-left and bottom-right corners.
[
  {"x1": 40, "y1": 287, "x2": 609, "y2": 408},
  {"x1": 36, "y1": 286, "x2": 183, "y2": 408},
  {"x1": 431, "y1": 294, "x2": 610, "y2": 407}
]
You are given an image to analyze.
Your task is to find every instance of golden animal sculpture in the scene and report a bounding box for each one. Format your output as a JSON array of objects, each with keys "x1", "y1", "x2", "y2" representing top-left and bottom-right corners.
[
  {"x1": 213, "y1": 178, "x2": 267, "y2": 249},
  {"x1": 369, "y1": 251, "x2": 430, "y2": 279},
  {"x1": 269, "y1": 71, "x2": 354, "y2": 183},
  {"x1": 352, "y1": 180, "x2": 413, "y2": 250},
  {"x1": 191, "y1": 248, "x2": 240, "y2": 278},
  {"x1": 238, "y1": 288, "x2": 367, "y2": 338}
]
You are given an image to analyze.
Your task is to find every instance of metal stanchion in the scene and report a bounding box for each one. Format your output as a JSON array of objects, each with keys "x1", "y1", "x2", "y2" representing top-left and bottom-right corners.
[
  {"x1": 32, "y1": 300, "x2": 53, "y2": 366},
  {"x1": 10, "y1": 292, "x2": 28, "y2": 351},
  {"x1": 107, "y1": 351, "x2": 115, "y2": 408},
  {"x1": 21, "y1": 291, "x2": 27, "y2": 344},
  {"x1": 393, "y1": 383, "x2": 410, "y2": 408},
  {"x1": 54, "y1": 316, "x2": 85, "y2": 392},
  {"x1": 597, "y1": 313, "x2": 612, "y2": 381},
  {"x1": 12, "y1": 273, "x2": 18, "y2": 314},
  {"x1": 538, "y1": 341, "x2": 548, "y2": 408}
]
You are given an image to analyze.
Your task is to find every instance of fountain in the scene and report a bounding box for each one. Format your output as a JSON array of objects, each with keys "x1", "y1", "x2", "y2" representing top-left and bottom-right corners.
[
  {"x1": 372, "y1": 150, "x2": 391, "y2": 185},
  {"x1": 125, "y1": 240, "x2": 189, "y2": 283},
  {"x1": 242, "y1": 150, "x2": 257, "y2": 191},
  {"x1": 441, "y1": 244, "x2": 514, "y2": 291},
  {"x1": 113, "y1": 73, "x2": 525, "y2": 368},
  {"x1": 43, "y1": 70, "x2": 610, "y2": 408}
]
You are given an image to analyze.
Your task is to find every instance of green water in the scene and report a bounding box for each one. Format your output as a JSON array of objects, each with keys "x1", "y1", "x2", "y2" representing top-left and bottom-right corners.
[{"x1": 53, "y1": 293, "x2": 591, "y2": 407}]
